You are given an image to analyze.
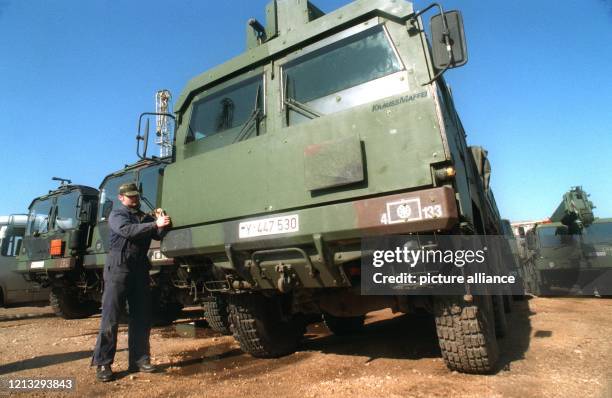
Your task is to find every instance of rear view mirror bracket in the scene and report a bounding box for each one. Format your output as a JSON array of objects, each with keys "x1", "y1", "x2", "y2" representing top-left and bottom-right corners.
[{"x1": 410, "y1": 3, "x2": 468, "y2": 85}]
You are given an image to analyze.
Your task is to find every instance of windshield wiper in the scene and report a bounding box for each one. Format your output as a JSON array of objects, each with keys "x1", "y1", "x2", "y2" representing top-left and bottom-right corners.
[
  {"x1": 233, "y1": 85, "x2": 263, "y2": 143},
  {"x1": 284, "y1": 97, "x2": 322, "y2": 119},
  {"x1": 140, "y1": 195, "x2": 155, "y2": 212},
  {"x1": 283, "y1": 76, "x2": 322, "y2": 120}
]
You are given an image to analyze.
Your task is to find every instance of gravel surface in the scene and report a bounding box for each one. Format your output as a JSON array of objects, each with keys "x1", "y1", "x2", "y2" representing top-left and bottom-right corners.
[{"x1": 0, "y1": 297, "x2": 610, "y2": 397}]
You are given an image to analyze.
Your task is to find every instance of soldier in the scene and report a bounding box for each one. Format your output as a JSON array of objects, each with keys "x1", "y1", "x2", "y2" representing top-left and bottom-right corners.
[{"x1": 91, "y1": 182, "x2": 171, "y2": 382}]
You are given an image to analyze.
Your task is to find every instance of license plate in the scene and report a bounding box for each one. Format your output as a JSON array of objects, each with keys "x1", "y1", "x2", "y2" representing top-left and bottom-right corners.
[
  {"x1": 30, "y1": 261, "x2": 44, "y2": 269},
  {"x1": 239, "y1": 214, "x2": 299, "y2": 238}
]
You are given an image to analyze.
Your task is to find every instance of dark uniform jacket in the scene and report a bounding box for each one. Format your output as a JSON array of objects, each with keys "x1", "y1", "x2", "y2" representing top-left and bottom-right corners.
[{"x1": 106, "y1": 205, "x2": 162, "y2": 275}]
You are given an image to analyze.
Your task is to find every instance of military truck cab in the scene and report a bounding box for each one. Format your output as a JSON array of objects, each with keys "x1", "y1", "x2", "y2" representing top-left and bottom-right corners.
[
  {"x1": 17, "y1": 183, "x2": 100, "y2": 318},
  {"x1": 157, "y1": 0, "x2": 511, "y2": 373},
  {"x1": 85, "y1": 159, "x2": 170, "y2": 267},
  {"x1": 525, "y1": 222, "x2": 585, "y2": 294}
]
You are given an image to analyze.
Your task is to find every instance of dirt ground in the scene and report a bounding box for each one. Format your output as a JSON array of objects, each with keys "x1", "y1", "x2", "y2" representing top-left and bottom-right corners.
[{"x1": 0, "y1": 297, "x2": 610, "y2": 398}]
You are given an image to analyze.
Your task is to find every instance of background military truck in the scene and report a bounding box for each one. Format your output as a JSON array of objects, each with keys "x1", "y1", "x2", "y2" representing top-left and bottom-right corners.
[
  {"x1": 15, "y1": 162, "x2": 189, "y2": 324},
  {"x1": 16, "y1": 180, "x2": 101, "y2": 318},
  {"x1": 523, "y1": 187, "x2": 604, "y2": 294},
  {"x1": 527, "y1": 217, "x2": 612, "y2": 296},
  {"x1": 1, "y1": 215, "x2": 49, "y2": 306},
  {"x1": 149, "y1": 0, "x2": 514, "y2": 374}
]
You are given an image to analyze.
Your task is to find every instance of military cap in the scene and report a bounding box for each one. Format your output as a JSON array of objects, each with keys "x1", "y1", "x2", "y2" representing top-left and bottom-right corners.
[{"x1": 119, "y1": 182, "x2": 140, "y2": 197}]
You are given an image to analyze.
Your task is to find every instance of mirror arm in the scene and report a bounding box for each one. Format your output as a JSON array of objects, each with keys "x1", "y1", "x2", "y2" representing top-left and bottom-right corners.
[
  {"x1": 421, "y1": 48, "x2": 452, "y2": 86},
  {"x1": 411, "y1": 2, "x2": 453, "y2": 86},
  {"x1": 412, "y1": 2, "x2": 444, "y2": 21}
]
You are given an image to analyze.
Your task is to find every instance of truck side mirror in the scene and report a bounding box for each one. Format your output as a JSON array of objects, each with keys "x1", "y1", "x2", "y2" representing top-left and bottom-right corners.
[
  {"x1": 137, "y1": 112, "x2": 176, "y2": 160},
  {"x1": 137, "y1": 117, "x2": 150, "y2": 160},
  {"x1": 430, "y1": 11, "x2": 468, "y2": 70},
  {"x1": 101, "y1": 200, "x2": 113, "y2": 220}
]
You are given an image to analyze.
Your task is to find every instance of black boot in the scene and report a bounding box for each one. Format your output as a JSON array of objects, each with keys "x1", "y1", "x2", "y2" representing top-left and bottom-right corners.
[
  {"x1": 96, "y1": 365, "x2": 114, "y2": 382},
  {"x1": 128, "y1": 360, "x2": 157, "y2": 373}
]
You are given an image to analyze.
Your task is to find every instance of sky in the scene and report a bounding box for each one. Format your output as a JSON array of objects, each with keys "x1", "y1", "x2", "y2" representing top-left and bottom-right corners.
[{"x1": 0, "y1": 0, "x2": 611, "y2": 222}]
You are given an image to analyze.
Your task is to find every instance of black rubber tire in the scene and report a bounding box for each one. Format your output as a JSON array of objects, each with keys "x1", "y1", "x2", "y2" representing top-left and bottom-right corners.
[
  {"x1": 322, "y1": 313, "x2": 365, "y2": 335},
  {"x1": 202, "y1": 295, "x2": 231, "y2": 335},
  {"x1": 49, "y1": 288, "x2": 99, "y2": 319},
  {"x1": 228, "y1": 293, "x2": 305, "y2": 358},
  {"x1": 434, "y1": 295, "x2": 499, "y2": 374},
  {"x1": 0, "y1": 287, "x2": 4, "y2": 307},
  {"x1": 492, "y1": 294, "x2": 508, "y2": 338}
]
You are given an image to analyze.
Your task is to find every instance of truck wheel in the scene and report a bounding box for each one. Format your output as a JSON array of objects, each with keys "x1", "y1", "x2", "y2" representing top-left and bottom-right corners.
[
  {"x1": 434, "y1": 295, "x2": 499, "y2": 374},
  {"x1": 492, "y1": 294, "x2": 508, "y2": 338},
  {"x1": 322, "y1": 312, "x2": 365, "y2": 335},
  {"x1": 49, "y1": 288, "x2": 99, "y2": 319},
  {"x1": 202, "y1": 295, "x2": 231, "y2": 335},
  {"x1": 0, "y1": 287, "x2": 4, "y2": 307},
  {"x1": 228, "y1": 293, "x2": 305, "y2": 358}
]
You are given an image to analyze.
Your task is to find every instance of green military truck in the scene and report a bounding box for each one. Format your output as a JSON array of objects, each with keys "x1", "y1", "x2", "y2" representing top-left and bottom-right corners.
[
  {"x1": 16, "y1": 181, "x2": 101, "y2": 318},
  {"x1": 524, "y1": 219, "x2": 612, "y2": 295},
  {"x1": 523, "y1": 187, "x2": 611, "y2": 295},
  {"x1": 524, "y1": 221, "x2": 584, "y2": 295},
  {"x1": 149, "y1": 0, "x2": 513, "y2": 373},
  {"x1": 16, "y1": 162, "x2": 188, "y2": 323}
]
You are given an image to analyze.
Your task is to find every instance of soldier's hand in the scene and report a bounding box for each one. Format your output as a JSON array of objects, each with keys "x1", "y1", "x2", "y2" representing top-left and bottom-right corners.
[
  {"x1": 156, "y1": 215, "x2": 171, "y2": 228},
  {"x1": 154, "y1": 208, "x2": 166, "y2": 217}
]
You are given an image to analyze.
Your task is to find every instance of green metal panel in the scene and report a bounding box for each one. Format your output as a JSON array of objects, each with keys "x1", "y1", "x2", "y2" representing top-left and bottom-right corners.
[{"x1": 162, "y1": 92, "x2": 442, "y2": 227}]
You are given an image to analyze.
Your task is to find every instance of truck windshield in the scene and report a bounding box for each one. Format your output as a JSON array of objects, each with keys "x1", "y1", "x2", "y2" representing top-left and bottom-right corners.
[
  {"x1": 188, "y1": 75, "x2": 263, "y2": 144},
  {"x1": 26, "y1": 198, "x2": 53, "y2": 236},
  {"x1": 98, "y1": 173, "x2": 135, "y2": 221},
  {"x1": 538, "y1": 226, "x2": 577, "y2": 248},
  {"x1": 54, "y1": 191, "x2": 80, "y2": 231},
  {"x1": 583, "y1": 222, "x2": 612, "y2": 244},
  {"x1": 283, "y1": 25, "x2": 402, "y2": 109}
]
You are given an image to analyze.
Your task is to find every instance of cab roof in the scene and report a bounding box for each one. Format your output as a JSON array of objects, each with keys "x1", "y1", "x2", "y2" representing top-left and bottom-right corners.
[
  {"x1": 174, "y1": 0, "x2": 413, "y2": 114},
  {"x1": 27, "y1": 185, "x2": 99, "y2": 210}
]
